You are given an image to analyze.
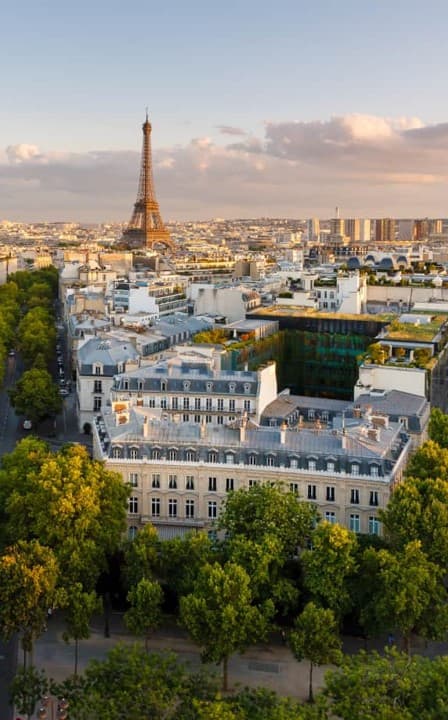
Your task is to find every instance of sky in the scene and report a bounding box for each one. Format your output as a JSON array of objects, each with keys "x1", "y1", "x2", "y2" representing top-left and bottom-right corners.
[{"x1": 1, "y1": 0, "x2": 448, "y2": 222}]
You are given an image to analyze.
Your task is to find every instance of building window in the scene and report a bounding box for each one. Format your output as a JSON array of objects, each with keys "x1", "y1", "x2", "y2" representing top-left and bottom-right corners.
[
  {"x1": 244, "y1": 383, "x2": 250, "y2": 393},
  {"x1": 161, "y1": 398, "x2": 167, "y2": 410},
  {"x1": 128, "y1": 526, "x2": 138, "y2": 540},
  {"x1": 217, "y1": 398, "x2": 224, "y2": 411},
  {"x1": 290, "y1": 483, "x2": 299, "y2": 494},
  {"x1": 369, "y1": 516, "x2": 381, "y2": 535},
  {"x1": 123, "y1": 380, "x2": 129, "y2": 390},
  {"x1": 370, "y1": 465, "x2": 379, "y2": 477},
  {"x1": 152, "y1": 449, "x2": 160, "y2": 460},
  {"x1": 129, "y1": 447, "x2": 139, "y2": 460},
  {"x1": 350, "y1": 488, "x2": 360, "y2": 504},
  {"x1": 112, "y1": 446, "x2": 122, "y2": 459},
  {"x1": 217, "y1": 416, "x2": 224, "y2": 425},
  {"x1": 322, "y1": 411, "x2": 329, "y2": 422},
  {"x1": 326, "y1": 461, "x2": 335, "y2": 472},
  {"x1": 229, "y1": 399, "x2": 235, "y2": 412},
  {"x1": 94, "y1": 380, "x2": 102, "y2": 393},
  {"x1": 369, "y1": 491, "x2": 379, "y2": 507},
  {"x1": 129, "y1": 496, "x2": 138, "y2": 514},
  {"x1": 149, "y1": 398, "x2": 156, "y2": 408},
  {"x1": 208, "y1": 477, "x2": 217, "y2": 492},
  {"x1": 183, "y1": 398, "x2": 190, "y2": 410},
  {"x1": 206, "y1": 415, "x2": 212, "y2": 424},
  {"x1": 93, "y1": 396, "x2": 102, "y2": 412},
  {"x1": 351, "y1": 463, "x2": 360, "y2": 476},
  {"x1": 324, "y1": 511, "x2": 336, "y2": 524},
  {"x1": 266, "y1": 455, "x2": 275, "y2": 467},
  {"x1": 206, "y1": 398, "x2": 212, "y2": 411},
  {"x1": 183, "y1": 414, "x2": 190, "y2": 423},
  {"x1": 95, "y1": 365, "x2": 102, "y2": 375},
  {"x1": 161, "y1": 380, "x2": 167, "y2": 391},
  {"x1": 168, "y1": 449, "x2": 177, "y2": 461},
  {"x1": 152, "y1": 474, "x2": 160, "y2": 489},
  {"x1": 290, "y1": 457, "x2": 298, "y2": 468},
  {"x1": 208, "y1": 452, "x2": 218, "y2": 463},
  {"x1": 208, "y1": 501, "x2": 217, "y2": 519},
  {"x1": 206, "y1": 381, "x2": 213, "y2": 391},
  {"x1": 129, "y1": 473, "x2": 138, "y2": 487},
  {"x1": 326, "y1": 486, "x2": 335, "y2": 502},
  {"x1": 169, "y1": 475, "x2": 177, "y2": 489},
  {"x1": 195, "y1": 398, "x2": 201, "y2": 410},
  {"x1": 308, "y1": 459, "x2": 316, "y2": 471},
  {"x1": 248, "y1": 455, "x2": 257, "y2": 465},
  {"x1": 186, "y1": 476, "x2": 195, "y2": 490},
  {"x1": 185, "y1": 499, "x2": 195, "y2": 518},
  {"x1": 183, "y1": 381, "x2": 190, "y2": 390},
  {"x1": 194, "y1": 415, "x2": 201, "y2": 423},
  {"x1": 186, "y1": 450, "x2": 196, "y2": 462},
  {"x1": 308, "y1": 409, "x2": 315, "y2": 420},
  {"x1": 151, "y1": 498, "x2": 160, "y2": 517},
  {"x1": 349, "y1": 514, "x2": 360, "y2": 533},
  {"x1": 226, "y1": 477, "x2": 234, "y2": 492},
  {"x1": 244, "y1": 400, "x2": 251, "y2": 412},
  {"x1": 229, "y1": 383, "x2": 236, "y2": 393},
  {"x1": 249, "y1": 479, "x2": 258, "y2": 488},
  {"x1": 225, "y1": 453, "x2": 234, "y2": 464},
  {"x1": 168, "y1": 499, "x2": 178, "y2": 517},
  {"x1": 172, "y1": 397, "x2": 178, "y2": 410},
  {"x1": 307, "y1": 484, "x2": 317, "y2": 500}
]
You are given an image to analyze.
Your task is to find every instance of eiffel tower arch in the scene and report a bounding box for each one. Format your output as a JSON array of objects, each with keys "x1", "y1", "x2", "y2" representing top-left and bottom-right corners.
[{"x1": 123, "y1": 113, "x2": 173, "y2": 252}]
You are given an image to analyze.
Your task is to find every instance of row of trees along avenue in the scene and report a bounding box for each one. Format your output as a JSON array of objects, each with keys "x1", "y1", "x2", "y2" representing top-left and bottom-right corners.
[
  {"x1": 2, "y1": 406, "x2": 448, "y2": 715},
  {"x1": 6, "y1": 267, "x2": 62, "y2": 424}
]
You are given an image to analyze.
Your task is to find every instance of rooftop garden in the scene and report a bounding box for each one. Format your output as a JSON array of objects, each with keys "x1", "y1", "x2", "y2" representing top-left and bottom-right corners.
[
  {"x1": 383, "y1": 315, "x2": 448, "y2": 343},
  {"x1": 252, "y1": 306, "x2": 395, "y2": 322}
]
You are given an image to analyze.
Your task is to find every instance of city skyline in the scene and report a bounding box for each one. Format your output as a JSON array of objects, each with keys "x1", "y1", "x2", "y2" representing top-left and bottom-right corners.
[{"x1": 1, "y1": 0, "x2": 448, "y2": 221}]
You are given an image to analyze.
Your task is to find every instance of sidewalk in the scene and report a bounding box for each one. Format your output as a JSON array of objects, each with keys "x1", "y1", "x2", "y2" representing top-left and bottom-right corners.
[{"x1": 15, "y1": 612, "x2": 331, "y2": 719}]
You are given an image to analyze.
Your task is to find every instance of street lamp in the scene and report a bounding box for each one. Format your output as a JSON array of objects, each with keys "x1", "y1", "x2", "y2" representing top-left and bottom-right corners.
[{"x1": 38, "y1": 695, "x2": 69, "y2": 720}]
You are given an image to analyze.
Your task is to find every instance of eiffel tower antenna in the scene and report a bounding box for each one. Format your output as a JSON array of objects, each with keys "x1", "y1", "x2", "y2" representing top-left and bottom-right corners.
[{"x1": 123, "y1": 113, "x2": 173, "y2": 251}]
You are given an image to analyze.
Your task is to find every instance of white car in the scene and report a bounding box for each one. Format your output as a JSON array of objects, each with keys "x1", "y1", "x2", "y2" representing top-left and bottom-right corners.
[
  {"x1": 59, "y1": 388, "x2": 69, "y2": 397},
  {"x1": 23, "y1": 419, "x2": 32, "y2": 430}
]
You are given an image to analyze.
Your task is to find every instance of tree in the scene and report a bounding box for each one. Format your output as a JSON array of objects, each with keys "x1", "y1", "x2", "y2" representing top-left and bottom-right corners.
[
  {"x1": 52, "y1": 644, "x2": 218, "y2": 720},
  {"x1": 159, "y1": 531, "x2": 213, "y2": 600},
  {"x1": 288, "y1": 603, "x2": 342, "y2": 703},
  {"x1": 403, "y1": 440, "x2": 448, "y2": 480},
  {"x1": 380, "y1": 474, "x2": 448, "y2": 567},
  {"x1": 63, "y1": 584, "x2": 100, "y2": 677},
  {"x1": 324, "y1": 650, "x2": 448, "y2": 720},
  {"x1": 9, "y1": 367, "x2": 62, "y2": 423},
  {"x1": 361, "y1": 541, "x2": 448, "y2": 654},
  {"x1": 0, "y1": 440, "x2": 129, "y2": 590},
  {"x1": 125, "y1": 578, "x2": 163, "y2": 651},
  {"x1": 428, "y1": 407, "x2": 448, "y2": 448},
  {"x1": 10, "y1": 666, "x2": 49, "y2": 720},
  {"x1": 218, "y1": 484, "x2": 316, "y2": 556},
  {"x1": 301, "y1": 523, "x2": 358, "y2": 617},
  {"x1": 180, "y1": 562, "x2": 274, "y2": 690},
  {"x1": 0, "y1": 540, "x2": 59, "y2": 665},
  {"x1": 366, "y1": 342, "x2": 389, "y2": 365},
  {"x1": 225, "y1": 533, "x2": 299, "y2": 616},
  {"x1": 123, "y1": 523, "x2": 161, "y2": 590}
]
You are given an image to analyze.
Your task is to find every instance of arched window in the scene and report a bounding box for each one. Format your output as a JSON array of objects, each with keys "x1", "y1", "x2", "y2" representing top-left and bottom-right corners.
[
  {"x1": 112, "y1": 446, "x2": 122, "y2": 459},
  {"x1": 152, "y1": 448, "x2": 161, "y2": 460},
  {"x1": 168, "y1": 449, "x2": 177, "y2": 461},
  {"x1": 129, "y1": 447, "x2": 139, "y2": 460},
  {"x1": 185, "y1": 450, "x2": 196, "y2": 462}
]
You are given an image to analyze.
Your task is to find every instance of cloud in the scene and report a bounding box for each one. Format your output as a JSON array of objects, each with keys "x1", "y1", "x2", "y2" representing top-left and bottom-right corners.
[
  {"x1": 216, "y1": 125, "x2": 247, "y2": 136},
  {"x1": 1, "y1": 114, "x2": 448, "y2": 221}
]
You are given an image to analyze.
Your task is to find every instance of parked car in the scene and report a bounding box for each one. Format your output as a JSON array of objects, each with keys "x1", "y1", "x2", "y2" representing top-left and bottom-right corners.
[
  {"x1": 59, "y1": 388, "x2": 69, "y2": 397},
  {"x1": 8, "y1": 349, "x2": 15, "y2": 357},
  {"x1": 23, "y1": 419, "x2": 32, "y2": 430}
]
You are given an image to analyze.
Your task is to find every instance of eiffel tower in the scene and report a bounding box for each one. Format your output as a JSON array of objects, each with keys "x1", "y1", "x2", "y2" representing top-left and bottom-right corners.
[{"x1": 123, "y1": 112, "x2": 173, "y2": 251}]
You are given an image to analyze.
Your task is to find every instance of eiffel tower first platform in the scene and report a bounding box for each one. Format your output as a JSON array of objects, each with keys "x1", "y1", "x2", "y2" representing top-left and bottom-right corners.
[{"x1": 122, "y1": 113, "x2": 173, "y2": 252}]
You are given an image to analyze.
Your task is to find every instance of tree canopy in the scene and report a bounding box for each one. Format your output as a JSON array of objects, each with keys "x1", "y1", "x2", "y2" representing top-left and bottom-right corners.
[{"x1": 9, "y1": 367, "x2": 62, "y2": 423}]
